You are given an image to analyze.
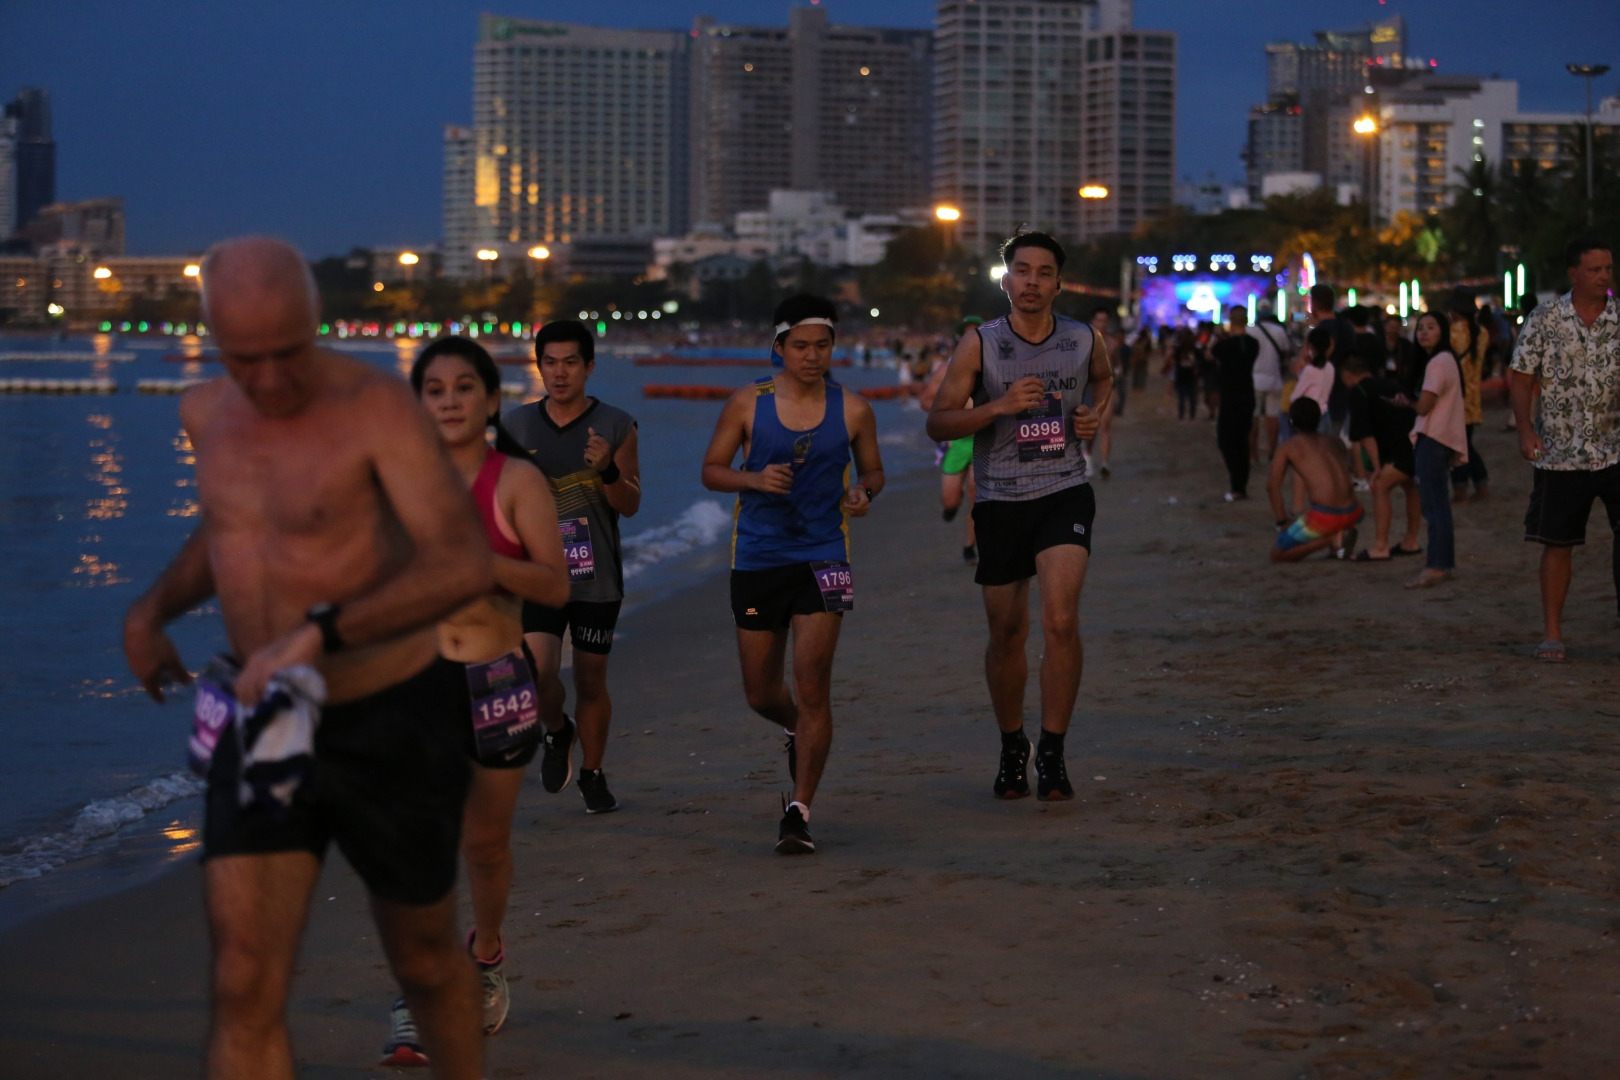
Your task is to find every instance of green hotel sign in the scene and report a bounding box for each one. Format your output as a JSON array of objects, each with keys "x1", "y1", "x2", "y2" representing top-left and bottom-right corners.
[{"x1": 488, "y1": 18, "x2": 570, "y2": 41}]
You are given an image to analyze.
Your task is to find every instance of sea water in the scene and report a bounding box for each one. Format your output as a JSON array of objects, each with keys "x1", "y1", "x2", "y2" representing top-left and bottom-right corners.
[{"x1": 0, "y1": 333, "x2": 933, "y2": 918}]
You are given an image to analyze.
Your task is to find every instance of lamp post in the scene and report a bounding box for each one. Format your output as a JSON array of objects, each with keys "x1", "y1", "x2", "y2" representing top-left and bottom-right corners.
[
  {"x1": 476, "y1": 248, "x2": 499, "y2": 286},
  {"x1": 398, "y1": 250, "x2": 419, "y2": 286},
  {"x1": 1354, "y1": 115, "x2": 1379, "y2": 231},
  {"x1": 527, "y1": 244, "x2": 551, "y2": 285},
  {"x1": 1566, "y1": 63, "x2": 1612, "y2": 227},
  {"x1": 933, "y1": 205, "x2": 960, "y2": 273}
]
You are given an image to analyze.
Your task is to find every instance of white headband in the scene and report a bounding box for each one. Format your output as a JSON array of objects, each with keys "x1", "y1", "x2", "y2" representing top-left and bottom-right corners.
[{"x1": 774, "y1": 317, "x2": 837, "y2": 337}]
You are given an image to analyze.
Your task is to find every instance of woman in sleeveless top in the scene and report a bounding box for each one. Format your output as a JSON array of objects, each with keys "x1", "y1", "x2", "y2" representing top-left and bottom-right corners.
[{"x1": 386, "y1": 338, "x2": 569, "y2": 1057}]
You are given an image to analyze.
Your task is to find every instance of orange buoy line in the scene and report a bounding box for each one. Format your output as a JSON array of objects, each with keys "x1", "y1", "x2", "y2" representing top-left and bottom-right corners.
[
  {"x1": 856, "y1": 385, "x2": 906, "y2": 401},
  {"x1": 641, "y1": 385, "x2": 734, "y2": 400},
  {"x1": 635, "y1": 356, "x2": 853, "y2": 368}
]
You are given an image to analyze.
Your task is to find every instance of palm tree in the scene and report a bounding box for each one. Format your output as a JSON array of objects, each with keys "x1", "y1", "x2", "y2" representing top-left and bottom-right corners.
[{"x1": 1443, "y1": 158, "x2": 1500, "y2": 276}]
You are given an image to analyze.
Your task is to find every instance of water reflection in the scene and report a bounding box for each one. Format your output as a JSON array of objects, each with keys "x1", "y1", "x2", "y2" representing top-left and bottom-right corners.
[
  {"x1": 84, "y1": 412, "x2": 127, "y2": 522},
  {"x1": 170, "y1": 427, "x2": 198, "y2": 518}
]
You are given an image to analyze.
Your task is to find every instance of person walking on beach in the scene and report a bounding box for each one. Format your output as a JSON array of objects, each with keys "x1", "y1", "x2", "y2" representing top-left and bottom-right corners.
[
  {"x1": 378, "y1": 337, "x2": 572, "y2": 1064},
  {"x1": 1212, "y1": 304, "x2": 1260, "y2": 501},
  {"x1": 1171, "y1": 327, "x2": 1200, "y2": 420},
  {"x1": 1088, "y1": 306, "x2": 1121, "y2": 475},
  {"x1": 921, "y1": 316, "x2": 982, "y2": 565},
  {"x1": 504, "y1": 320, "x2": 642, "y2": 814},
  {"x1": 1248, "y1": 308, "x2": 1287, "y2": 462},
  {"x1": 121, "y1": 238, "x2": 492, "y2": 1080},
  {"x1": 1509, "y1": 238, "x2": 1620, "y2": 662},
  {"x1": 1408, "y1": 310, "x2": 1468, "y2": 590},
  {"x1": 925, "y1": 232, "x2": 1111, "y2": 802},
  {"x1": 1340, "y1": 353, "x2": 1422, "y2": 562},
  {"x1": 1267, "y1": 398, "x2": 1363, "y2": 563},
  {"x1": 700, "y1": 294, "x2": 885, "y2": 854}
]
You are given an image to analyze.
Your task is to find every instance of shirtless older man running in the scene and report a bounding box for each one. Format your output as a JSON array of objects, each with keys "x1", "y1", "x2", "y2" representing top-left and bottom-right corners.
[{"x1": 122, "y1": 238, "x2": 492, "y2": 1080}]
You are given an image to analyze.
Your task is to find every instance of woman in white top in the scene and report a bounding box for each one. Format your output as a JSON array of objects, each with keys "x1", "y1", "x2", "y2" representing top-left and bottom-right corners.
[{"x1": 1407, "y1": 310, "x2": 1469, "y2": 589}]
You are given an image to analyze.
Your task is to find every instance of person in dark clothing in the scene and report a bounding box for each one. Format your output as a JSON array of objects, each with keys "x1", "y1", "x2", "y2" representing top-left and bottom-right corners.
[
  {"x1": 1212, "y1": 305, "x2": 1260, "y2": 499},
  {"x1": 1171, "y1": 327, "x2": 1200, "y2": 420},
  {"x1": 1384, "y1": 315, "x2": 1424, "y2": 395},
  {"x1": 1310, "y1": 285, "x2": 1356, "y2": 431},
  {"x1": 1341, "y1": 353, "x2": 1422, "y2": 560}
]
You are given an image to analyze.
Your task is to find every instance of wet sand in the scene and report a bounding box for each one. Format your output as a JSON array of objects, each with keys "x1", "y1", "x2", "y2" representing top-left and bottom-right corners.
[{"x1": 3, "y1": 400, "x2": 1619, "y2": 1079}]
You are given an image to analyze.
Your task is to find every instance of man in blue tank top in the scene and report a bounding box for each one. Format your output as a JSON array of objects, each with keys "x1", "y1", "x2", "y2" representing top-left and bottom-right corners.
[
  {"x1": 701, "y1": 294, "x2": 886, "y2": 854},
  {"x1": 926, "y1": 232, "x2": 1114, "y2": 802}
]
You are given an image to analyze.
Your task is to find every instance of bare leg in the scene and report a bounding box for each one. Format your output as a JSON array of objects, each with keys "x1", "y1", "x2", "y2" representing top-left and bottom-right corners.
[
  {"x1": 571, "y1": 651, "x2": 612, "y2": 772},
  {"x1": 981, "y1": 578, "x2": 1032, "y2": 733},
  {"x1": 1263, "y1": 415, "x2": 1279, "y2": 460},
  {"x1": 525, "y1": 631, "x2": 565, "y2": 733},
  {"x1": 786, "y1": 612, "x2": 842, "y2": 806},
  {"x1": 203, "y1": 852, "x2": 321, "y2": 1080},
  {"x1": 1400, "y1": 480, "x2": 1422, "y2": 551},
  {"x1": 736, "y1": 628, "x2": 797, "y2": 731},
  {"x1": 1540, "y1": 545, "x2": 1574, "y2": 643},
  {"x1": 1369, "y1": 466, "x2": 1395, "y2": 557},
  {"x1": 963, "y1": 471, "x2": 977, "y2": 548},
  {"x1": 1271, "y1": 534, "x2": 1337, "y2": 563},
  {"x1": 941, "y1": 471, "x2": 964, "y2": 516},
  {"x1": 461, "y1": 764, "x2": 524, "y2": 962},
  {"x1": 372, "y1": 896, "x2": 483, "y2": 1080},
  {"x1": 1034, "y1": 545, "x2": 1089, "y2": 735}
]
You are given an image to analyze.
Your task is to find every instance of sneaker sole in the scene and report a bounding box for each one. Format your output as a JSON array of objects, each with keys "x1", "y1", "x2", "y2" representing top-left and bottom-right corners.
[
  {"x1": 541, "y1": 759, "x2": 574, "y2": 795},
  {"x1": 1037, "y1": 788, "x2": 1075, "y2": 802},
  {"x1": 775, "y1": 837, "x2": 815, "y2": 855},
  {"x1": 584, "y1": 799, "x2": 619, "y2": 815},
  {"x1": 380, "y1": 1047, "x2": 430, "y2": 1068},
  {"x1": 540, "y1": 720, "x2": 577, "y2": 794}
]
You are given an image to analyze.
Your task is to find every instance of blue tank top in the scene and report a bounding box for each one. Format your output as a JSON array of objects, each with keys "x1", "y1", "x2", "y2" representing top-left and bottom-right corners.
[{"x1": 733, "y1": 378, "x2": 852, "y2": 571}]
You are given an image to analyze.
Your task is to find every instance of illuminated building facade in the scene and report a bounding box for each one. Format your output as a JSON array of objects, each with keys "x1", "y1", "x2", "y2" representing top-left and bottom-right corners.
[
  {"x1": 932, "y1": 0, "x2": 1176, "y2": 253},
  {"x1": 447, "y1": 15, "x2": 689, "y2": 280}
]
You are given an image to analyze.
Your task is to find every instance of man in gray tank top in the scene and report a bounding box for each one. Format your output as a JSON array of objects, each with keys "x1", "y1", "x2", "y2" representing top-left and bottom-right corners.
[
  {"x1": 926, "y1": 232, "x2": 1114, "y2": 803},
  {"x1": 504, "y1": 321, "x2": 642, "y2": 814}
]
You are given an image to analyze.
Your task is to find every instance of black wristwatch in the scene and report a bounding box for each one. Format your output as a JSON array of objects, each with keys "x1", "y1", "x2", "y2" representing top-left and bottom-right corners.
[
  {"x1": 306, "y1": 602, "x2": 345, "y2": 653},
  {"x1": 863, "y1": 486, "x2": 877, "y2": 501}
]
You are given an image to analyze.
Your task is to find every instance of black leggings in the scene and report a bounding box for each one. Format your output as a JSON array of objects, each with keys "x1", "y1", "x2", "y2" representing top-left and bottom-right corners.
[
  {"x1": 1175, "y1": 372, "x2": 1199, "y2": 419},
  {"x1": 1217, "y1": 407, "x2": 1254, "y2": 495}
]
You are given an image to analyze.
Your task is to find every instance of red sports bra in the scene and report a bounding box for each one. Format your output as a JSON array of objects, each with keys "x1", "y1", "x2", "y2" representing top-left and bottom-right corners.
[{"x1": 470, "y1": 451, "x2": 528, "y2": 562}]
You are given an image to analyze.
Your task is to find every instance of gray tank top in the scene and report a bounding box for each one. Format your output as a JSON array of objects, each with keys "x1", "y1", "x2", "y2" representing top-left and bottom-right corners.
[{"x1": 972, "y1": 315, "x2": 1094, "y2": 501}]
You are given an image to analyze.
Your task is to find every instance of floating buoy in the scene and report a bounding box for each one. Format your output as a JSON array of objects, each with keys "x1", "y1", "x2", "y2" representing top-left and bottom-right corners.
[
  {"x1": 857, "y1": 385, "x2": 906, "y2": 401},
  {"x1": 642, "y1": 384, "x2": 733, "y2": 400},
  {"x1": 136, "y1": 378, "x2": 205, "y2": 395},
  {"x1": 0, "y1": 377, "x2": 117, "y2": 394}
]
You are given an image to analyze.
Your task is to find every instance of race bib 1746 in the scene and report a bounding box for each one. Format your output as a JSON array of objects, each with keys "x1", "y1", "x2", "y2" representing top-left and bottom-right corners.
[{"x1": 560, "y1": 517, "x2": 596, "y2": 582}]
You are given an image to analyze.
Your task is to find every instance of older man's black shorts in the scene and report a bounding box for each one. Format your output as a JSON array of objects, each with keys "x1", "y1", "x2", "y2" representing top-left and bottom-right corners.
[
  {"x1": 972, "y1": 484, "x2": 1096, "y2": 587},
  {"x1": 203, "y1": 657, "x2": 471, "y2": 907},
  {"x1": 1524, "y1": 464, "x2": 1620, "y2": 546}
]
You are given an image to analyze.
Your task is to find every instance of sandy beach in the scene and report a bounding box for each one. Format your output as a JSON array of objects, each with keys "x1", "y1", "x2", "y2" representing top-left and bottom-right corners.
[{"x1": 4, "y1": 399, "x2": 1619, "y2": 1079}]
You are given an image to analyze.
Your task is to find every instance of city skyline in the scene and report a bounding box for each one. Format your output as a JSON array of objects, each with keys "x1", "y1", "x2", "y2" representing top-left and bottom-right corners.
[{"x1": 1, "y1": 0, "x2": 1614, "y2": 256}]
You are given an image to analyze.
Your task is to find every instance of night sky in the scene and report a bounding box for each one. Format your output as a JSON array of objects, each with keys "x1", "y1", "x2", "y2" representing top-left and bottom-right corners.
[{"x1": 2, "y1": 0, "x2": 1614, "y2": 256}]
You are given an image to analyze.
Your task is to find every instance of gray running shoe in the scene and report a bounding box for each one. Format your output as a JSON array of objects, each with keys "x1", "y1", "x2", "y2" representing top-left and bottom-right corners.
[
  {"x1": 539, "y1": 714, "x2": 576, "y2": 793},
  {"x1": 381, "y1": 998, "x2": 429, "y2": 1067},
  {"x1": 478, "y1": 960, "x2": 510, "y2": 1035},
  {"x1": 578, "y1": 768, "x2": 618, "y2": 814}
]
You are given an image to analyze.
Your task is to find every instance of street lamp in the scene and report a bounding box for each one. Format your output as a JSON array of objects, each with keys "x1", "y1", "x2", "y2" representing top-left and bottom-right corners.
[
  {"x1": 476, "y1": 248, "x2": 499, "y2": 285},
  {"x1": 1566, "y1": 63, "x2": 1612, "y2": 226},
  {"x1": 933, "y1": 205, "x2": 961, "y2": 267},
  {"x1": 1079, "y1": 185, "x2": 1109, "y2": 199},
  {"x1": 527, "y1": 245, "x2": 551, "y2": 260},
  {"x1": 1354, "y1": 115, "x2": 1379, "y2": 229},
  {"x1": 398, "y1": 250, "x2": 419, "y2": 286}
]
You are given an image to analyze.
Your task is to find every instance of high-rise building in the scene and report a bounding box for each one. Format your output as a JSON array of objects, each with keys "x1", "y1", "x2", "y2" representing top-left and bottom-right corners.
[
  {"x1": 445, "y1": 15, "x2": 689, "y2": 280},
  {"x1": 441, "y1": 126, "x2": 475, "y2": 279},
  {"x1": 932, "y1": 0, "x2": 1175, "y2": 253},
  {"x1": 688, "y1": 8, "x2": 933, "y2": 227},
  {"x1": 23, "y1": 198, "x2": 125, "y2": 254},
  {"x1": 1244, "y1": 17, "x2": 1417, "y2": 199},
  {"x1": 6, "y1": 89, "x2": 56, "y2": 232},
  {"x1": 0, "y1": 114, "x2": 16, "y2": 238}
]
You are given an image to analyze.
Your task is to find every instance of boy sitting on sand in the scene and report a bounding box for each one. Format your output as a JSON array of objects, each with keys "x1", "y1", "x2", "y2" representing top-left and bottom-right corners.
[{"x1": 1267, "y1": 398, "x2": 1363, "y2": 562}]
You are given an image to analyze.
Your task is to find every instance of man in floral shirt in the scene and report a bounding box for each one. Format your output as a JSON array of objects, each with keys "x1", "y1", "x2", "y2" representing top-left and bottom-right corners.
[{"x1": 1509, "y1": 237, "x2": 1620, "y2": 662}]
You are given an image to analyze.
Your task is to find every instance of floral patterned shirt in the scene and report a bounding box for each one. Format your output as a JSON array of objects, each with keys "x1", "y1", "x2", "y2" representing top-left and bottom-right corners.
[{"x1": 1509, "y1": 292, "x2": 1620, "y2": 471}]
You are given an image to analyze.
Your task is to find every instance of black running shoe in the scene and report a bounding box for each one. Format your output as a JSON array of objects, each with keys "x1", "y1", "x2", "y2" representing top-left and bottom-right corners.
[
  {"x1": 776, "y1": 800, "x2": 814, "y2": 855},
  {"x1": 578, "y1": 768, "x2": 618, "y2": 814},
  {"x1": 993, "y1": 732, "x2": 1031, "y2": 799},
  {"x1": 943, "y1": 505, "x2": 959, "y2": 523},
  {"x1": 539, "y1": 715, "x2": 576, "y2": 794},
  {"x1": 1035, "y1": 746, "x2": 1074, "y2": 801},
  {"x1": 784, "y1": 731, "x2": 797, "y2": 783},
  {"x1": 963, "y1": 544, "x2": 978, "y2": 565}
]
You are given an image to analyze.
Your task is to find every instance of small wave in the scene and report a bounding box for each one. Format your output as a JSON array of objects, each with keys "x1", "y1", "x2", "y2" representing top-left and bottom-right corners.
[
  {"x1": 620, "y1": 499, "x2": 732, "y2": 581},
  {"x1": 0, "y1": 771, "x2": 204, "y2": 888}
]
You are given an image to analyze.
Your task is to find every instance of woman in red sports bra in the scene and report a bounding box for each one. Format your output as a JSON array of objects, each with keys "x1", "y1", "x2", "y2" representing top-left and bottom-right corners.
[{"x1": 385, "y1": 337, "x2": 569, "y2": 1059}]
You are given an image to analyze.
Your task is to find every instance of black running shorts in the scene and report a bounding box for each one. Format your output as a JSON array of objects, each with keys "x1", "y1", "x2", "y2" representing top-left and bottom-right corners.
[
  {"x1": 1524, "y1": 464, "x2": 1620, "y2": 547},
  {"x1": 972, "y1": 484, "x2": 1096, "y2": 587},
  {"x1": 522, "y1": 599, "x2": 622, "y2": 656},
  {"x1": 455, "y1": 643, "x2": 543, "y2": 770},
  {"x1": 731, "y1": 563, "x2": 835, "y2": 632},
  {"x1": 203, "y1": 657, "x2": 471, "y2": 907}
]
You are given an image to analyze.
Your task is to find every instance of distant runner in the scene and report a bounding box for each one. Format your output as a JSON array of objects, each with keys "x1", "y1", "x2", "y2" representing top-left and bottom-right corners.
[
  {"x1": 701, "y1": 294, "x2": 885, "y2": 854},
  {"x1": 122, "y1": 238, "x2": 491, "y2": 1079},
  {"x1": 380, "y1": 337, "x2": 572, "y2": 1064},
  {"x1": 921, "y1": 316, "x2": 982, "y2": 564},
  {"x1": 926, "y1": 232, "x2": 1111, "y2": 802},
  {"x1": 504, "y1": 320, "x2": 642, "y2": 814}
]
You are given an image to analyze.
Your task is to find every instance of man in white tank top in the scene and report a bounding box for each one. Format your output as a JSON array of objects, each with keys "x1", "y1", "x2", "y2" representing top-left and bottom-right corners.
[{"x1": 926, "y1": 232, "x2": 1114, "y2": 803}]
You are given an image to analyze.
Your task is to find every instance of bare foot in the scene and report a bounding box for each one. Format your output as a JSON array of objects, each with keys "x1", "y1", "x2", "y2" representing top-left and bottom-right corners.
[{"x1": 1403, "y1": 569, "x2": 1453, "y2": 590}]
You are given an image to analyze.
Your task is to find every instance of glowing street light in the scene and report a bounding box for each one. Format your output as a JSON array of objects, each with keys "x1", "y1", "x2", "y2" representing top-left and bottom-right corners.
[
  {"x1": 1354, "y1": 116, "x2": 1379, "y2": 229},
  {"x1": 183, "y1": 264, "x2": 201, "y2": 278},
  {"x1": 476, "y1": 249, "x2": 499, "y2": 261},
  {"x1": 1079, "y1": 185, "x2": 1110, "y2": 200},
  {"x1": 528, "y1": 245, "x2": 551, "y2": 260},
  {"x1": 93, "y1": 266, "x2": 112, "y2": 279},
  {"x1": 934, "y1": 205, "x2": 961, "y2": 222},
  {"x1": 398, "y1": 252, "x2": 420, "y2": 266},
  {"x1": 1353, "y1": 116, "x2": 1378, "y2": 136}
]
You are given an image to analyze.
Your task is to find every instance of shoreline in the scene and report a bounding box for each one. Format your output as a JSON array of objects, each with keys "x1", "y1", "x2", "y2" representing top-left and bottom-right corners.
[{"x1": 5, "y1": 403, "x2": 1620, "y2": 1078}]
